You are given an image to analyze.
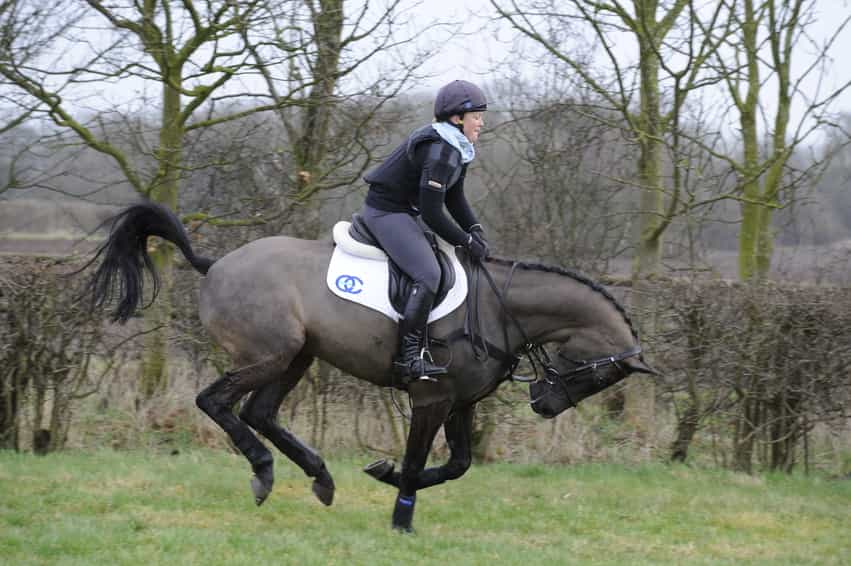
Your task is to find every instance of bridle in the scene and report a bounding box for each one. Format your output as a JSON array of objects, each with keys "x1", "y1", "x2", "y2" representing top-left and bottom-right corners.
[
  {"x1": 447, "y1": 258, "x2": 641, "y2": 408},
  {"x1": 531, "y1": 346, "x2": 643, "y2": 408}
]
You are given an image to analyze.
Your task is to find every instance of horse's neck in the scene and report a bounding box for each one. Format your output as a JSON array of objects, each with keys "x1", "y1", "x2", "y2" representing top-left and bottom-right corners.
[{"x1": 497, "y1": 263, "x2": 604, "y2": 345}]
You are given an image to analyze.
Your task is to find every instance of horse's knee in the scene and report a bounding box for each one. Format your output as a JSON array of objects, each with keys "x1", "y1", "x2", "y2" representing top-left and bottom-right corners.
[
  {"x1": 195, "y1": 384, "x2": 216, "y2": 416},
  {"x1": 239, "y1": 401, "x2": 273, "y2": 434},
  {"x1": 196, "y1": 372, "x2": 238, "y2": 417},
  {"x1": 444, "y1": 456, "x2": 472, "y2": 480},
  {"x1": 398, "y1": 467, "x2": 420, "y2": 494}
]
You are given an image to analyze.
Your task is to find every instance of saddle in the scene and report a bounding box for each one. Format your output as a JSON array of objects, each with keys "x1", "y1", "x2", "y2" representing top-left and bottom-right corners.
[{"x1": 346, "y1": 213, "x2": 456, "y2": 312}]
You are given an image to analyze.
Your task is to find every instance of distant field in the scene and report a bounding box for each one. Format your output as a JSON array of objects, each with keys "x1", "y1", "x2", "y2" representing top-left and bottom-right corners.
[
  {"x1": 1, "y1": 449, "x2": 848, "y2": 565},
  {"x1": 0, "y1": 236, "x2": 102, "y2": 256},
  {"x1": 3, "y1": 197, "x2": 851, "y2": 284},
  {"x1": 0, "y1": 198, "x2": 115, "y2": 256}
]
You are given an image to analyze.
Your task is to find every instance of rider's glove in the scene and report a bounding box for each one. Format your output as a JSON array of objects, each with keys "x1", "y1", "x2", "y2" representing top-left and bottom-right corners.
[
  {"x1": 470, "y1": 224, "x2": 488, "y2": 251},
  {"x1": 465, "y1": 225, "x2": 489, "y2": 261}
]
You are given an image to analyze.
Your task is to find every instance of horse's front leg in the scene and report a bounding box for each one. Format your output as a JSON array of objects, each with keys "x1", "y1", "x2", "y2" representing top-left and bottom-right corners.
[
  {"x1": 392, "y1": 385, "x2": 453, "y2": 533},
  {"x1": 366, "y1": 404, "x2": 474, "y2": 490}
]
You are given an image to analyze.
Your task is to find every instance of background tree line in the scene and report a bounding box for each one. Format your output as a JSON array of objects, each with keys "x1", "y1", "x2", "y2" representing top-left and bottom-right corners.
[{"x1": 1, "y1": 0, "x2": 850, "y2": 475}]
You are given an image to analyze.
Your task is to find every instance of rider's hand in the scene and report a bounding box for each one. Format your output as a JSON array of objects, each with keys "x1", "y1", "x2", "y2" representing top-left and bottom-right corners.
[
  {"x1": 465, "y1": 231, "x2": 488, "y2": 261},
  {"x1": 470, "y1": 224, "x2": 488, "y2": 251}
]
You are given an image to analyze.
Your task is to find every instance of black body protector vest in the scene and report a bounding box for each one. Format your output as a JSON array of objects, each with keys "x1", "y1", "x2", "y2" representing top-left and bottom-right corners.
[{"x1": 364, "y1": 125, "x2": 472, "y2": 246}]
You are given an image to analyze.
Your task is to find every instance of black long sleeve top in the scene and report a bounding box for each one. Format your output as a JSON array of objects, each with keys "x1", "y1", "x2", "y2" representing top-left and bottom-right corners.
[{"x1": 364, "y1": 125, "x2": 479, "y2": 246}]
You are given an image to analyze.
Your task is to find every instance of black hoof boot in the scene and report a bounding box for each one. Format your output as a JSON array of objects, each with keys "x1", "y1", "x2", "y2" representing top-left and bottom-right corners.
[
  {"x1": 391, "y1": 493, "x2": 416, "y2": 533},
  {"x1": 250, "y1": 458, "x2": 274, "y2": 506},
  {"x1": 311, "y1": 465, "x2": 335, "y2": 506},
  {"x1": 364, "y1": 459, "x2": 395, "y2": 481}
]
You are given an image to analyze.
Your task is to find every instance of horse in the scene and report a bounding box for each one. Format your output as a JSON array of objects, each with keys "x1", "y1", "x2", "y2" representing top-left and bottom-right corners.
[{"x1": 83, "y1": 201, "x2": 655, "y2": 532}]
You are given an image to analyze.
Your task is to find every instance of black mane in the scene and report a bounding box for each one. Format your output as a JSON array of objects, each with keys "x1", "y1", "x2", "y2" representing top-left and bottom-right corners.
[{"x1": 486, "y1": 256, "x2": 639, "y2": 342}]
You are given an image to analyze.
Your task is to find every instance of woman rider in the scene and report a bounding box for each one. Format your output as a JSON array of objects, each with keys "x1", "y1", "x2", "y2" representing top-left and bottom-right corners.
[{"x1": 360, "y1": 80, "x2": 490, "y2": 382}]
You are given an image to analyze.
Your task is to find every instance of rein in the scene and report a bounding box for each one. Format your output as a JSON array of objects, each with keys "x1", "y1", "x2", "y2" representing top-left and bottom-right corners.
[{"x1": 447, "y1": 258, "x2": 641, "y2": 401}]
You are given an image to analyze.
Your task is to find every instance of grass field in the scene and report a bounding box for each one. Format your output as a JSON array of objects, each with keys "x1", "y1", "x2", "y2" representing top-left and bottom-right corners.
[{"x1": 1, "y1": 449, "x2": 849, "y2": 565}]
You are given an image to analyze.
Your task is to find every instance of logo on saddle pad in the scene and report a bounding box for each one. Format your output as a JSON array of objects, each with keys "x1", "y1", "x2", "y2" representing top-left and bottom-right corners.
[
  {"x1": 326, "y1": 221, "x2": 468, "y2": 322},
  {"x1": 335, "y1": 274, "x2": 364, "y2": 294}
]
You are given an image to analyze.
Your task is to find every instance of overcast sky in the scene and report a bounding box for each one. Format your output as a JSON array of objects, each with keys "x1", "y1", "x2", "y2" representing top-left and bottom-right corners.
[
  {"x1": 411, "y1": 0, "x2": 851, "y2": 125},
  {"x1": 29, "y1": 0, "x2": 851, "y2": 136}
]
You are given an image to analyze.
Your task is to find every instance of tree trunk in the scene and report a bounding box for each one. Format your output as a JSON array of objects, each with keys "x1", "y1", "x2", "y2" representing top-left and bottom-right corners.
[
  {"x1": 736, "y1": 0, "x2": 763, "y2": 281},
  {"x1": 670, "y1": 401, "x2": 700, "y2": 463},
  {"x1": 471, "y1": 398, "x2": 497, "y2": 462},
  {"x1": 290, "y1": 0, "x2": 343, "y2": 239},
  {"x1": 140, "y1": 70, "x2": 183, "y2": 398},
  {"x1": 625, "y1": 25, "x2": 664, "y2": 446},
  {"x1": 0, "y1": 370, "x2": 21, "y2": 450},
  {"x1": 733, "y1": 389, "x2": 758, "y2": 473},
  {"x1": 139, "y1": 242, "x2": 175, "y2": 398}
]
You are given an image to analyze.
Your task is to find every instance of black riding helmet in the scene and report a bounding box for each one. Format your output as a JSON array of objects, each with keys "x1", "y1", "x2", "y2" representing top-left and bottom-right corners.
[{"x1": 434, "y1": 80, "x2": 488, "y2": 121}]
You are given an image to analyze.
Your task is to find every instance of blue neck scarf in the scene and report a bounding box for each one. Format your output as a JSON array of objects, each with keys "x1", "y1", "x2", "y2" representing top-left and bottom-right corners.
[{"x1": 432, "y1": 121, "x2": 475, "y2": 164}]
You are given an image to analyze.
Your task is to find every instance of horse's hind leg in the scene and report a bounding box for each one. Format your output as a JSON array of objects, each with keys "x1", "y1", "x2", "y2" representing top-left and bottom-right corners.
[
  {"x1": 238, "y1": 352, "x2": 336, "y2": 506},
  {"x1": 196, "y1": 354, "x2": 290, "y2": 506}
]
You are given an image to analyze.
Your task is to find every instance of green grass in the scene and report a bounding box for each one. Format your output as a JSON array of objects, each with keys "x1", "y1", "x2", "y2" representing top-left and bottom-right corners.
[{"x1": 1, "y1": 449, "x2": 849, "y2": 565}]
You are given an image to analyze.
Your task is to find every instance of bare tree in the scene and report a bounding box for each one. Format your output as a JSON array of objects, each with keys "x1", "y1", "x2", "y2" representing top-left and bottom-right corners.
[
  {"x1": 0, "y1": 257, "x2": 129, "y2": 452},
  {"x1": 477, "y1": 80, "x2": 637, "y2": 273},
  {"x1": 0, "y1": 0, "x2": 440, "y2": 395},
  {"x1": 491, "y1": 0, "x2": 729, "y2": 442},
  {"x1": 693, "y1": 0, "x2": 851, "y2": 280},
  {"x1": 240, "y1": 0, "x2": 443, "y2": 238}
]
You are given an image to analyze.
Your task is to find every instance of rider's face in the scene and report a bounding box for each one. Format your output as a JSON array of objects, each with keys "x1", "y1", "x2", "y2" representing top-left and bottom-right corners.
[{"x1": 452, "y1": 112, "x2": 485, "y2": 143}]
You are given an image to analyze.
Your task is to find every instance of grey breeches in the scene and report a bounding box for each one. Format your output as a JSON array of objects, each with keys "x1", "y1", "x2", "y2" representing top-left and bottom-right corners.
[{"x1": 360, "y1": 204, "x2": 441, "y2": 295}]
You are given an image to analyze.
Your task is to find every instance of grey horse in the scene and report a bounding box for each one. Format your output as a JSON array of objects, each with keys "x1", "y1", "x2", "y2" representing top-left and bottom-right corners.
[{"x1": 84, "y1": 201, "x2": 655, "y2": 532}]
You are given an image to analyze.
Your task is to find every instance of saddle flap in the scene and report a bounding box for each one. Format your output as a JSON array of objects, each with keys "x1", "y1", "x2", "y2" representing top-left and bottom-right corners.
[
  {"x1": 334, "y1": 216, "x2": 458, "y2": 312},
  {"x1": 327, "y1": 224, "x2": 468, "y2": 324},
  {"x1": 388, "y1": 247, "x2": 456, "y2": 313}
]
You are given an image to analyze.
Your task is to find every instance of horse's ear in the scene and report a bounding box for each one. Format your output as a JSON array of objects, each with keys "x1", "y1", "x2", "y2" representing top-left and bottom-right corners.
[{"x1": 625, "y1": 358, "x2": 660, "y2": 376}]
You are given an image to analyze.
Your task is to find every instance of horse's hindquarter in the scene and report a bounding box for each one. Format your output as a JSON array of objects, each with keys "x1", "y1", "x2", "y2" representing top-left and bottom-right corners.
[
  {"x1": 200, "y1": 236, "x2": 307, "y2": 362},
  {"x1": 199, "y1": 236, "x2": 397, "y2": 383}
]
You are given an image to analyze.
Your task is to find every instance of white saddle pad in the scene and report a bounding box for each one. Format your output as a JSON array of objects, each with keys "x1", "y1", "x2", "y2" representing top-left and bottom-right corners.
[{"x1": 326, "y1": 221, "x2": 468, "y2": 322}]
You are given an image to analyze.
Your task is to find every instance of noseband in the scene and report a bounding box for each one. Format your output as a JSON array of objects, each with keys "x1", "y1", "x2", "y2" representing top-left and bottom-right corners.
[
  {"x1": 531, "y1": 345, "x2": 642, "y2": 408},
  {"x1": 552, "y1": 346, "x2": 643, "y2": 381},
  {"x1": 456, "y1": 259, "x2": 641, "y2": 408}
]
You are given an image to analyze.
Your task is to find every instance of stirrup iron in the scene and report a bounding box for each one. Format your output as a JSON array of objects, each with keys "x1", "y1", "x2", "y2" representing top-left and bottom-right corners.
[{"x1": 417, "y1": 348, "x2": 439, "y2": 382}]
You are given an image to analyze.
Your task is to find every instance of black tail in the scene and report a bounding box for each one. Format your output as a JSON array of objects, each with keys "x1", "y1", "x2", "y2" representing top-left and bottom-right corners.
[{"x1": 81, "y1": 201, "x2": 216, "y2": 323}]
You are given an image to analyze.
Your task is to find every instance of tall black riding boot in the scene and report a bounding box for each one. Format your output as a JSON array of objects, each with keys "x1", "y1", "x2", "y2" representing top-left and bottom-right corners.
[{"x1": 394, "y1": 284, "x2": 447, "y2": 383}]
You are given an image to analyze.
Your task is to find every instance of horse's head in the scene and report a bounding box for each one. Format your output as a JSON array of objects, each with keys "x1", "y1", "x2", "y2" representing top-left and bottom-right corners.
[
  {"x1": 478, "y1": 258, "x2": 659, "y2": 419},
  {"x1": 528, "y1": 335, "x2": 657, "y2": 419}
]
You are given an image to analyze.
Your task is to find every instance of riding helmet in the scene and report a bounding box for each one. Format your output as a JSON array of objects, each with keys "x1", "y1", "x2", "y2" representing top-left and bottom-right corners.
[{"x1": 434, "y1": 80, "x2": 488, "y2": 121}]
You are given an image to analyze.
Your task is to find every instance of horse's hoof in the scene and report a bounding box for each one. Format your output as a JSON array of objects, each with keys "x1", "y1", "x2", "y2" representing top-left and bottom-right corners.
[
  {"x1": 392, "y1": 523, "x2": 416, "y2": 535},
  {"x1": 251, "y1": 475, "x2": 272, "y2": 506},
  {"x1": 312, "y1": 467, "x2": 335, "y2": 506},
  {"x1": 250, "y1": 462, "x2": 274, "y2": 506},
  {"x1": 364, "y1": 459, "x2": 395, "y2": 481}
]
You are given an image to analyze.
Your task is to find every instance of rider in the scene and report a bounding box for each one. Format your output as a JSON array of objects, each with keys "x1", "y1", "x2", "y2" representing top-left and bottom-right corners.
[{"x1": 360, "y1": 79, "x2": 490, "y2": 382}]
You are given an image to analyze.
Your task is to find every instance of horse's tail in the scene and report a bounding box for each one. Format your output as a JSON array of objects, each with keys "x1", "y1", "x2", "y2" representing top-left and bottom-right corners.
[{"x1": 82, "y1": 201, "x2": 216, "y2": 323}]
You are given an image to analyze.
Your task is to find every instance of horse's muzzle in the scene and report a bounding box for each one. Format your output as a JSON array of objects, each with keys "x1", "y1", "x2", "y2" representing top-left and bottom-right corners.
[{"x1": 529, "y1": 381, "x2": 559, "y2": 419}]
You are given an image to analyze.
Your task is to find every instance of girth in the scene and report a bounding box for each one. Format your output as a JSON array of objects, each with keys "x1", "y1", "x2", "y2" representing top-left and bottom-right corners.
[{"x1": 348, "y1": 213, "x2": 456, "y2": 313}]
